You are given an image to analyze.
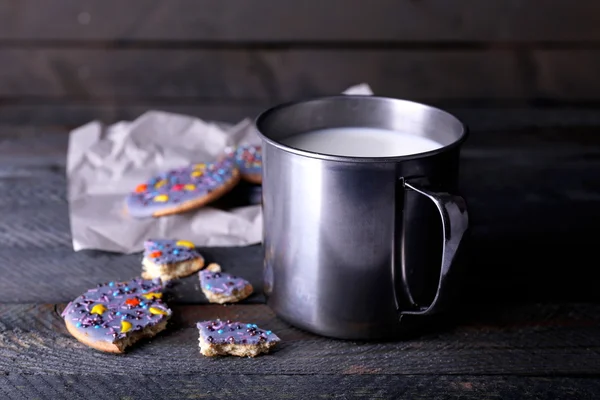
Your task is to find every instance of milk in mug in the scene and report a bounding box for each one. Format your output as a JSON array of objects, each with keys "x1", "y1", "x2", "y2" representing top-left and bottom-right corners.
[{"x1": 281, "y1": 127, "x2": 443, "y2": 157}]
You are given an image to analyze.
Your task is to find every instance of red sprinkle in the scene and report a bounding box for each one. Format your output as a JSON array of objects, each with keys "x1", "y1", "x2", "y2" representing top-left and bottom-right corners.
[
  {"x1": 172, "y1": 184, "x2": 185, "y2": 191},
  {"x1": 150, "y1": 251, "x2": 162, "y2": 258},
  {"x1": 125, "y1": 298, "x2": 140, "y2": 307},
  {"x1": 135, "y1": 184, "x2": 148, "y2": 193}
]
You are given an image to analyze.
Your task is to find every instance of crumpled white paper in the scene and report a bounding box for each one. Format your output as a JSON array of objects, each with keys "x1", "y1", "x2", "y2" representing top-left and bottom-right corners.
[{"x1": 67, "y1": 83, "x2": 373, "y2": 253}]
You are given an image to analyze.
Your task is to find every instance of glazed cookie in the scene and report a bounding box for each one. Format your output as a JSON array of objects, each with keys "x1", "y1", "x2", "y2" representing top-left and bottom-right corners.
[
  {"x1": 142, "y1": 239, "x2": 205, "y2": 281},
  {"x1": 126, "y1": 159, "x2": 240, "y2": 218},
  {"x1": 196, "y1": 320, "x2": 280, "y2": 357},
  {"x1": 61, "y1": 278, "x2": 172, "y2": 353},
  {"x1": 199, "y1": 263, "x2": 253, "y2": 304},
  {"x1": 229, "y1": 144, "x2": 262, "y2": 184}
]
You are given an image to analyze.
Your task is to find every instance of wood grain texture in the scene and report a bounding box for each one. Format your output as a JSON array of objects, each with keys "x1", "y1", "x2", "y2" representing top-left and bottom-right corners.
[
  {"x1": 0, "y1": 122, "x2": 598, "y2": 396},
  {"x1": 0, "y1": 132, "x2": 68, "y2": 167},
  {"x1": 4, "y1": 105, "x2": 600, "y2": 130},
  {"x1": 1, "y1": 0, "x2": 599, "y2": 42},
  {"x1": 0, "y1": 49, "x2": 526, "y2": 100},
  {"x1": 2, "y1": 375, "x2": 599, "y2": 400},
  {"x1": 0, "y1": 245, "x2": 265, "y2": 304},
  {"x1": 2, "y1": 303, "x2": 600, "y2": 376},
  {"x1": 0, "y1": 103, "x2": 264, "y2": 127},
  {"x1": 0, "y1": 124, "x2": 598, "y2": 304},
  {"x1": 534, "y1": 50, "x2": 600, "y2": 100},
  {"x1": 1, "y1": 48, "x2": 599, "y2": 116}
]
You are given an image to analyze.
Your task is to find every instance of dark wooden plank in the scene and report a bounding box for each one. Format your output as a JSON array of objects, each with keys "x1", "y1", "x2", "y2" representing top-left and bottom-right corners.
[
  {"x1": 0, "y1": 49, "x2": 526, "y2": 101},
  {"x1": 0, "y1": 246, "x2": 266, "y2": 305},
  {"x1": 2, "y1": 303, "x2": 600, "y2": 376},
  {"x1": 1, "y1": 0, "x2": 600, "y2": 42},
  {"x1": 460, "y1": 125, "x2": 600, "y2": 303},
  {"x1": 0, "y1": 126, "x2": 69, "y2": 166},
  {"x1": 2, "y1": 49, "x2": 600, "y2": 106},
  {"x1": 4, "y1": 105, "x2": 600, "y2": 130},
  {"x1": 0, "y1": 124, "x2": 598, "y2": 303},
  {"x1": 0, "y1": 102, "x2": 264, "y2": 127},
  {"x1": 1, "y1": 374, "x2": 600, "y2": 400},
  {"x1": 534, "y1": 49, "x2": 600, "y2": 100}
]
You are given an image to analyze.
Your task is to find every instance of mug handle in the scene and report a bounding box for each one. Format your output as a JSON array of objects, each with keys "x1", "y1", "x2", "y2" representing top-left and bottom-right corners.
[{"x1": 399, "y1": 181, "x2": 469, "y2": 316}]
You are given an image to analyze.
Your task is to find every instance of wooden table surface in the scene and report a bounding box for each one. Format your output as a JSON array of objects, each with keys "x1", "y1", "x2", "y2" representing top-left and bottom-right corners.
[{"x1": 1, "y1": 110, "x2": 600, "y2": 399}]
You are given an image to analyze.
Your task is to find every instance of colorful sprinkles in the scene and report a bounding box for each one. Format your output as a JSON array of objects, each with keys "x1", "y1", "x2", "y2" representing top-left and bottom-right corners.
[
  {"x1": 126, "y1": 158, "x2": 238, "y2": 218},
  {"x1": 197, "y1": 320, "x2": 280, "y2": 346},
  {"x1": 61, "y1": 278, "x2": 171, "y2": 342},
  {"x1": 143, "y1": 239, "x2": 203, "y2": 265},
  {"x1": 227, "y1": 144, "x2": 262, "y2": 177}
]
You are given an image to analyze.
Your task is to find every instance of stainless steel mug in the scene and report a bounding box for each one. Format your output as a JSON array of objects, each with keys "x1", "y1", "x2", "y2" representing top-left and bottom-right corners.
[{"x1": 255, "y1": 96, "x2": 469, "y2": 340}]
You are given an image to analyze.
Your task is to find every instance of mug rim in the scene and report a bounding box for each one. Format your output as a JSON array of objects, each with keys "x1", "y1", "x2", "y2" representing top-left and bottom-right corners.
[{"x1": 255, "y1": 95, "x2": 469, "y2": 163}]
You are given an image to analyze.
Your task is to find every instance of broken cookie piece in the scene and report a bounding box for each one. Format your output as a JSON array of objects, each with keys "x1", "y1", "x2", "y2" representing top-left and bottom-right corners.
[
  {"x1": 197, "y1": 320, "x2": 280, "y2": 357},
  {"x1": 61, "y1": 278, "x2": 172, "y2": 353},
  {"x1": 199, "y1": 263, "x2": 253, "y2": 304},
  {"x1": 142, "y1": 239, "x2": 205, "y2": 281}
]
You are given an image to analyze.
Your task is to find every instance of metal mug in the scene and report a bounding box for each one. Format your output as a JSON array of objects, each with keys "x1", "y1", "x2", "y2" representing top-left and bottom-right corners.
[{"x1": 255, "y1": 95, "x2": 469, "y2": 340}]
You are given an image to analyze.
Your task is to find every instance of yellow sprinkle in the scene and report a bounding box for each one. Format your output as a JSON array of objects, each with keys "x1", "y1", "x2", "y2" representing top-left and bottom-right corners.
[
  {"x1": 149, "y1": 307, "x2": 168, "y2": 316},
  {"x1": 191, "y1": 171, "x2": 203, "y2": 178},
  {"x1": 120, "y1": 320, "x2": 133, "y2": 333},
  {"x1": 154, "y1": 179, "x2": 167, "y2": 188},
  {"x1": 176, "y1": 240, "x2": 195, "y2": 248},
  {"x1": 142, "y1": 292, "x2": 162, "y2": 300},
  {"x1": 184, "y1": 184, "x2": 196, "y2": 191},
  {"x1": 193, "y1": 163, "x2": 206, "y2": 170},
  {"x1": 90, "y1": 304, "x2": 107, "y2": 315},
  {"x1": 154, "y1": 194, "x2": 168, "y2": 202}
]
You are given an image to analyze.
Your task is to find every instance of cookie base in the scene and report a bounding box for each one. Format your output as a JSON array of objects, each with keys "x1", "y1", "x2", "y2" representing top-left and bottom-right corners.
[
  {"x1": 242, "y1": 172, "x2": 262, "y2": 185},
  {"x1": 201, "y1": 283, "x2": 254, "y2": 304},
  {"x1": 198, "y1": 335, "x2": 277, "y2": 357},
  {"x1": 65, "y1": 318, "x2": 168, "y2": 354},
  {"x1": 150, "y1": 169, "x2": 241, "y2": 217},
  {"x1": 142, "y1": 257, "x2": 205, "y2": 281}
]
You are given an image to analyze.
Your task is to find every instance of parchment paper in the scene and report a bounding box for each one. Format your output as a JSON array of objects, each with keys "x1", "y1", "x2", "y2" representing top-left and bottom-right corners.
[{"x1": 67, "y1": 83, "x2": 373, "y2": 253}]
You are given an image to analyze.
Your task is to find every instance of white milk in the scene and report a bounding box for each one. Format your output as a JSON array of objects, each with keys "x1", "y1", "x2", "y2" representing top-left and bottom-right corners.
[{"x1": 281, "y1": 127, "x2": 443, "y2": 157}]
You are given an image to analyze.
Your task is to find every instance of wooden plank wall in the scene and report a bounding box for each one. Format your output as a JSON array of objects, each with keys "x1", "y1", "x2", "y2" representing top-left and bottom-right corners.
[{"x1": 0, "y1": 0, "x2": 599, "y2": 127}]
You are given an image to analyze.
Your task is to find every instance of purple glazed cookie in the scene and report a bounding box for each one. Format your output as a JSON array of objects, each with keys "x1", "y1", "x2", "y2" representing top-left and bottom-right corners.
[
  {"x1": 126, "y1": 159, "x2": 240, "y2": 218},
  {"x1": 142, "y1": 239, "x2": 205, "y2": 281},
  {"x1": 199, "y1": 263, "x2": 253, "y2": 304},
  {"x1": 226, "y1": 144, "x2": 262, "y2": 184},
  {"x1": 196, "y1": 320, "x2": 280, "y2": 357},
  {"x1": 61, "y1": 278, "x2": 172, "y2": 353}
]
